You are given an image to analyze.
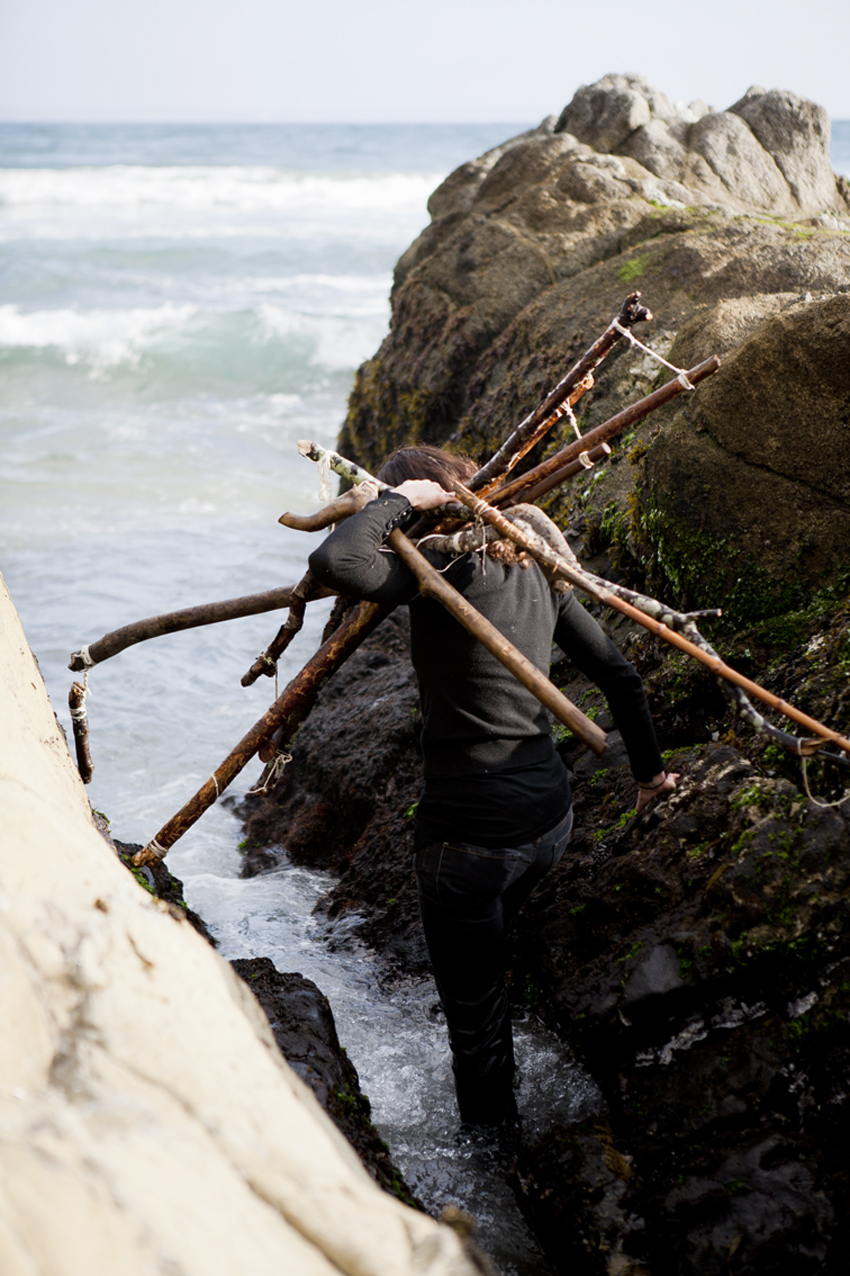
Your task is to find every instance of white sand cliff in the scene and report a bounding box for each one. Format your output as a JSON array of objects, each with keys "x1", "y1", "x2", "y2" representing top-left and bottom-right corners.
[{"x1": 0, "y1": 570, "x2": 480, "y2": 1276}]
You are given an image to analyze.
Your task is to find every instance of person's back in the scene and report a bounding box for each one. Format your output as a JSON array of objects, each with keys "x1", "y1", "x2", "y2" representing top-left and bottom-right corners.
[{"x1": 309, "y1": 445, "x2": 675, "y2": 1125}]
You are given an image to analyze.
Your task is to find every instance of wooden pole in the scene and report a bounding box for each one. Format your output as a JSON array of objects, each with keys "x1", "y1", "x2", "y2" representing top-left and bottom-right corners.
[
  {"x1": 516, "y1": 443, "x2": 611, "y2": 505},
  {"x1": 490, "y1": 356, "x2": 721, "y2": 508},
  {"x1": 132, "y1": 599, "x2": 390, "y2": 865},
  {"x1": 452, "y1": 485, "x2": 850, "y2": 758},
  {"x1": 387, "y1": 529, "x2": 607, "y2": 755},
  {"x1": 69, "y1": 682, "x2": 94, "y2": 784},
  {"x1": 470, "y1": 291, "x2": 652, "y2": 493},
  {"x1": 68, "y1": 585, "x2": 299, "y2": 672},
  {"x1": 240, "y1": 571, "x2": 329, "y2": 687}
]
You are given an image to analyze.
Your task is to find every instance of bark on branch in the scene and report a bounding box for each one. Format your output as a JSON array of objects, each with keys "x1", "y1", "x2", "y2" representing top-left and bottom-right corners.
[
  {"x1": 471, "y1": 290, "x2": 652, "y2": 494},
  {"x1": 489, "y1": 355, "x2": 721, "y2": 508},
  {"x1": 68, "y1": 586, "x2": 299, "y2": 671},
  {"x1": 133, "y1": 599, "x2": 390, "y2": 865},
  {"x1": 240, "y1": 571, "x2": 331, "y2": 687},
  {"x1": 69, "y1": 681, "x2": 94, "y2": 784}
]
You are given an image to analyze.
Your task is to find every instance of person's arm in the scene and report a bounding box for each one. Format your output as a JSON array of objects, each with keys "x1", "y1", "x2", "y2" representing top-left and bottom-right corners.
[
  {"x1": 553, "y1": 591, "x2": 678, "y2": 809},
  {"x1": 308, "y1": 480, "x2": 451, "y2": 604}
]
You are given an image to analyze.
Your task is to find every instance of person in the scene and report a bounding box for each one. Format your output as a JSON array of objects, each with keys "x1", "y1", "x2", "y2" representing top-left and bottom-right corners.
[{"x1": 308, "y1": 445, "x2": 676, "y2": 1126}]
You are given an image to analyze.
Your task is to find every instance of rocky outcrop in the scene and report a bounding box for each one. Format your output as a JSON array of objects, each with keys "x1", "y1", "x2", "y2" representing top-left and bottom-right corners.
[
  {"x1": 340, "y1": 74, "x2": 850, "y2": 633},
  {"x1": 0, "y1": 570, "x2": 487, "y2": 1276}
]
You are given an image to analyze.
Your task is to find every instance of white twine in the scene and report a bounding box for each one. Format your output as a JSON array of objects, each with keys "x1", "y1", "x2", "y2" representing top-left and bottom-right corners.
[
  {"x1": 578, "y1": 451, "x2": 594, "y2": 469},
  {"x1": 77, "y1": 644, "x2": 96, "y2": 669},
  {"x1": 145, "y1": 837, "x2": 168, "y2": 859},
  {"x1": 561, "y1": 397, "x2": 582, "y2": 440},
  {"x1": 246, "y1": 750, "x2": 293, "y2": 796},
  {"x1": 210, "y1": 773, "x2": 220, "y2": 799},
  {"x1": 800, "y1": 754, "x2": 850, "y2": 809},
  {"x1": 612, "y1": 320, "x2": 694, "y2": 390},
  {"x1": 70, "y1": 670, "x2": 92, "y2": 720},
  {"x1": 317, "y1": 452, "x2": 335, "y2": 504}
]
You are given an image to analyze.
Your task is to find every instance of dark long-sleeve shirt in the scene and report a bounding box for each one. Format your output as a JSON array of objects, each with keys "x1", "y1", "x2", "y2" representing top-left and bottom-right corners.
[{"x1": 309, "y1": 490, "x2": 663, "y2": 845}]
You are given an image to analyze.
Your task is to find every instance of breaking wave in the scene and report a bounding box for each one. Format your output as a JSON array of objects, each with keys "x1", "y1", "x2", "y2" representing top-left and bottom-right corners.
[
  {"x1": 0, "y1": 165, "x2": 440, "y2": 213},
  {"x1": 0, "y1": 299, "x2": 389, "y2": 393}
]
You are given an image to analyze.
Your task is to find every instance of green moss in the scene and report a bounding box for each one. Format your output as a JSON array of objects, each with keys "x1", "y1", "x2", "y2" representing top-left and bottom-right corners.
[
  {"x1": 617, "y1": 253, "x2": 652, "y2": 283},
  {"x1": 131, "y1": 867, "x2": 157, "y2": 897},
  {"x1": 634, "y1": 491, "x2": 814, "y2": 629},
  {"x1": 619, "y1": 940, "x2": 645, "y2": 964}
]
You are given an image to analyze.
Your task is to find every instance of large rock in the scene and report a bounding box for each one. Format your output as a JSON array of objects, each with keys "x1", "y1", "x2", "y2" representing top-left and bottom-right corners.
[
  {"x1": 730, "y1": 86, "x2": 836, "y2": 212},
  {"x1": 340, "y1": 74, "x2": 850, "y2": 625},
  {"x1": 0, "y1": 571, "x2": 484, "y2": 1276},
  {"x1": 636, "y1": 292, "x2": 850, "y2": 625}
]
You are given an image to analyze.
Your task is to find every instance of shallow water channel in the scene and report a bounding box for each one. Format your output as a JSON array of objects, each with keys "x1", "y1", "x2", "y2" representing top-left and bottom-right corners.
[{"x1": 171, "y1": 802, "x2": 600, "y2": 1276}]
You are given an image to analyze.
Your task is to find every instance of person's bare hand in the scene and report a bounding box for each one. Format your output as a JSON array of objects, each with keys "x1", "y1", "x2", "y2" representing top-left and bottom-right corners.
[
  {"x1": 635, "y1": 770, "x2": 680, "y2": 814},
  {"x1": 392, "y1": 479, "x2": 453, "y2": 510}
]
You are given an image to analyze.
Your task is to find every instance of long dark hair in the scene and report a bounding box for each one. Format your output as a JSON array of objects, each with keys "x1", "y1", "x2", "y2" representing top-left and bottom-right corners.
[{"x1": 376, "y1": 445, "x2": 476, "y2": 490}]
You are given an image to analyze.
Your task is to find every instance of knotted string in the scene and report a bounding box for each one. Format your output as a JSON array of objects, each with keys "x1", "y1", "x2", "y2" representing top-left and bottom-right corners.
[{"x1": 612, "y1": 320, "x2": 695, "y2": 390}]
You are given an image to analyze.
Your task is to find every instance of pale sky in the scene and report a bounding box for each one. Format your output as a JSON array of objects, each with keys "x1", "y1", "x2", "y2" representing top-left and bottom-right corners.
[{"x1": 2, "y1": 0, "x2": 849, "y2": 123}]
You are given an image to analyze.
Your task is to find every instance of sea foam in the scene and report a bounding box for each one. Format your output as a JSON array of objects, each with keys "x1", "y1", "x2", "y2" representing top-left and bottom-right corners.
[{"x1": 0, "y1": 165, "x2": 440, "y2": 212}]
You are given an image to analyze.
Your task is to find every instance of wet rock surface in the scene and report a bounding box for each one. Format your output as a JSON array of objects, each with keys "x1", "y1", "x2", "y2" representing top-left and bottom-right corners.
[
  {"x1": 107, "y1": 827, "x2": 216, "y2": 944},
  {"x1": 237, "y1": 74, "x2": 850, "y2": 1273},
  {"x1": 230, "y1": 957, "x2": 422, "y2": 1209}
]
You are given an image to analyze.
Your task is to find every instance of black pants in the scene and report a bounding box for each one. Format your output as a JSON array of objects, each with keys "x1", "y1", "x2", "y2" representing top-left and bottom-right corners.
[{"x1": 414, "y1": 805, "x2": 573, "y2": 1125}]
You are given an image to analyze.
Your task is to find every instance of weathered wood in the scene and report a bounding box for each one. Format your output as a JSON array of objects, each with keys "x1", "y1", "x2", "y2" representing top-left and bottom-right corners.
[
  {"x1": 470, "y1": 291, "x2": 652, "y2": 493},
  {"x1": 133, "y1": 599, "x2": 390, "y2": 865},
  {"x1": 69, "y1": 681, "x2": 94, "y2": 783},
  {"x1": 68, "y1": 586, "x2": 299, "y2": 671},
  {"x1": 387, "y1": 529, "x2": 607, "y2": 755},
  {"x1": 452, "y1": 484, "x2": 850, "y2": 759},
  {"x1": 489, "y1": 355, "x2": 722, "y2": 508},
  {"x1": 515, "y1": 443, "x2": 611, "y2": 505},
  {"x1": 279, "y1": 486, "x2": 373, "y2": 531},
  {"x1": 240, "y1": 571, "x2": 329, "y2": 687}
]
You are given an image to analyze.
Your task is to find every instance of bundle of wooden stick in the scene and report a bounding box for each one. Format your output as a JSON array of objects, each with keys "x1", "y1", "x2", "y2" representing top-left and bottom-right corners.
[{"x1": 64, "y1": 291, "x2": 847, "y2": 868}]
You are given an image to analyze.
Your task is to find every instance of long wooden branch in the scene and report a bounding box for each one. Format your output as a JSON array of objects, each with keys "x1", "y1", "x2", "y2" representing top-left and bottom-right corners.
[
  {"x1": 451, "y1": 485, "x2": 850, "y2": 759},
  {"x1": 69, "y1": 682, "x2": 94, "y2": 784},
  {"x1": 132, "y1": 599, "x2": 390, "y2": 865},
  {"x1": 489, "y1": 355, "x2": 721, "y2": 508},
  {"x1": 471, "y1": 291, "x2": 652, "y2": 494},
  {"x1": 516, "y1": 443, "x2": 611, "y2": 505},
  {"x1": 240, "y1": 571, "x2": 330, "y2": 686},
  {"x1": 68, "y1": 586, "x2": 299, "y2": 672},
  {"x1": 387, "y1": 529, "x2": 606, "y2": 755}
]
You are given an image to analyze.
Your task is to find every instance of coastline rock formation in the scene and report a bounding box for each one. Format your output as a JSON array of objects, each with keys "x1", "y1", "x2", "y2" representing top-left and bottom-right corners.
[
  {"x1": 244, "y1": 75, "x2": 850, "y2": 1273},
  {"x1": 340, "y1": 73, "x2": 850, "y2": 630},
  {"x1": 0, "y1": 570, "x2": 487, "y2": 1276}
]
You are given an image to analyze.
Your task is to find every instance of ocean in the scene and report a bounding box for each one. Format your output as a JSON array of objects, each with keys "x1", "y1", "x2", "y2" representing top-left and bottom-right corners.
[{"x1": 2, "y1": 120, "x2": 849, "y2": 1270}]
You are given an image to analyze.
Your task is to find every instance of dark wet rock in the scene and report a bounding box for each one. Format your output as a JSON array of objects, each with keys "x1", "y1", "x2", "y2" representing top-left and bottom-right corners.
[
  {"x1": 230, "y1": 957, "x2": 422, "y2": 1208},
  {"x1": 104, "y1": 826, "x2": 216, "y2": 944},
  {"x1": 510, "y1": 742, "x2": 850, "y2": 1274},
  {"x1": 636, "y1": 292, "x2": 850, "y2": 627}
]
